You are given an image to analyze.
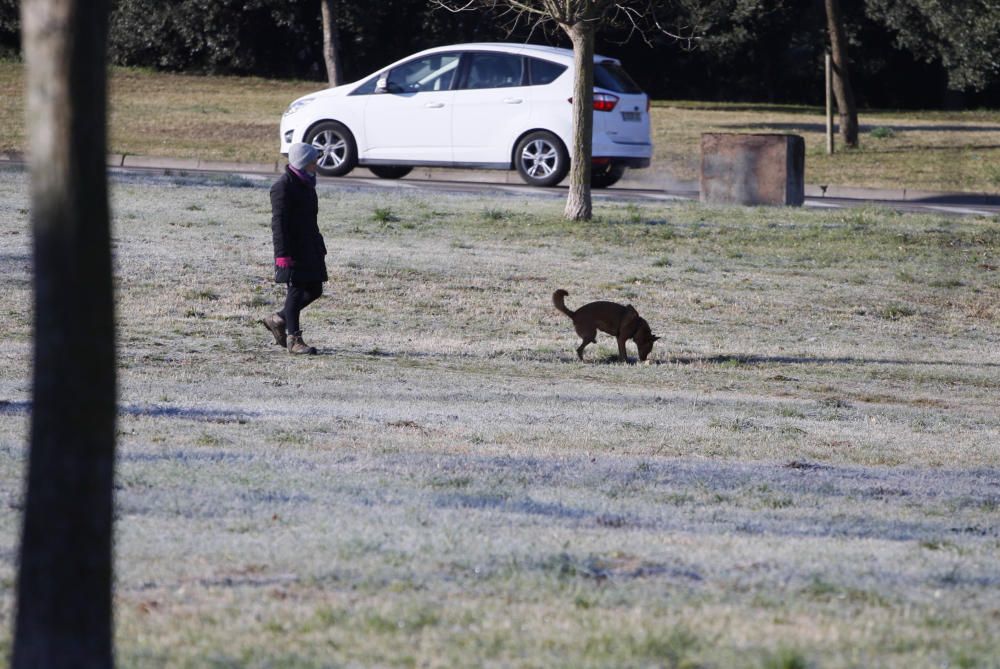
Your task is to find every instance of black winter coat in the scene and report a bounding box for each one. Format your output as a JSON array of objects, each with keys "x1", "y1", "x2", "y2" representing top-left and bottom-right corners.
[{"x1": 270, "y1": 168, "x2": 328, "y2": 283}]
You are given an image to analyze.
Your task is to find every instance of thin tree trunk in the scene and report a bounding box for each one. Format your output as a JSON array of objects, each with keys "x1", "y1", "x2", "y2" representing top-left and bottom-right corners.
[
  {"x1": 321, "y1": 0, "x2": 343, "y2": 86},
  {"x1": 824, "y1": 0, "x2": 859, "y2": 147},
  {"x1": 14, "y1": 0, "x2": 116, "y2": 667},
  {"x1": 563, "y1": 21, "x2": 594, "y2": 221}
]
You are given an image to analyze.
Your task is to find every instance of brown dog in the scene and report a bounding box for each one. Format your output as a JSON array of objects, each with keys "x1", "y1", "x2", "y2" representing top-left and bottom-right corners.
[{"x1": 553, "y1": 289, "x2": 659, "y2": 362}]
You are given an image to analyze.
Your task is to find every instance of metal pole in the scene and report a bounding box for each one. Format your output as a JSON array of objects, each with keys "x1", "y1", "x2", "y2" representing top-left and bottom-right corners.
[{"x1": 825, "y1": 51, "x2": 834, "y2": 155}]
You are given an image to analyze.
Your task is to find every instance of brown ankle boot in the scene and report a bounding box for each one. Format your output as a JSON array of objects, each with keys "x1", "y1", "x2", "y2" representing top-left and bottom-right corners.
[
  {"x1": 287, "y1": 333, "x2": 317, "y2": 355},
  {"x1": 261, "y1": 313, "x2": 287, "y2": 348}
]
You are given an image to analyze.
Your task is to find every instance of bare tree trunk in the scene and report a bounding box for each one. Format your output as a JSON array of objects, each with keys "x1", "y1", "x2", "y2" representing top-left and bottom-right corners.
[
  {"x1": 563, "y1": 21, "x2": 594, "y2": 221},
  {"x1": 824, "y1": 0, "x2": 859, "y2": 148},
  {"x1": 321, "y1": 0, "x2": 344, "y2": 86},
  {"x1": 14, "y1": 0, "x2": 116, "y2": 667}
]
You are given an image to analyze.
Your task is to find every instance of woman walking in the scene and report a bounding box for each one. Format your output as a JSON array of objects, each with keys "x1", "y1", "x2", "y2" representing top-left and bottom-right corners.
[{"x1": 261, "y1": 143, "x2": 328, "y2": 354}]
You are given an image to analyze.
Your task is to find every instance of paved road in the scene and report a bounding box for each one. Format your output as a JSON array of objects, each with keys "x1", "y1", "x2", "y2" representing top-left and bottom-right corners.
[{"x1": 5, "y1": 154, "x2": 997, "y2": 217}]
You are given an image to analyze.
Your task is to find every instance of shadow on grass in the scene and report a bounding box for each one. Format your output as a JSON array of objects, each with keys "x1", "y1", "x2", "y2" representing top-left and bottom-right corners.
[
  {"x1": 121, "y1": 449, "x2": 255, "y2": 465},
  {"x1": 655, "y1": 102, "x2": 821, "y2": 115},
  {"x1": 0, "y1": 400, "x2": 257, "y2": 422},
  {"x1": 855, "y1": 144, "x2": 1000, "y2": 155},
  {"x1": 119, "y1": 403, "x2": 258, "y2": 421},
  {"x1": 0, "y1": 252, "x2": 30, "y2": 265},
  {"x1": 419, "y1": 453, "x2": 1000, "y2": 543},
  {"x1": 909, "y1": 193, "x2": 1000, "y2": 205},
  {"x1": 716, "y1": 121, "x2": 1000, "y2": 134},
  {"x1": 319, "y1": 347, "x2": 1000, "y2": 370},
  {"x1": 663, "y1": 354, "x2": 1000, "y2": 369},
  {"x1": 435, "y1": 492, "x2": 592, "y2": 521},
  {"x1": 0, "y1": 400, "x2": 28, "y2": 416}
]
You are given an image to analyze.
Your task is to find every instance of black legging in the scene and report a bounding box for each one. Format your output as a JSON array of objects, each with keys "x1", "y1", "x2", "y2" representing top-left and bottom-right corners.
[{"x1": 279, "y1": 281, "x2": 323, "y2": 335}]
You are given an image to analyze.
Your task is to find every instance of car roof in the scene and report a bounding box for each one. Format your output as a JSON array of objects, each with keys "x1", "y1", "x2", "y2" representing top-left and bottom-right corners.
[{"x1": 395, "y1": 42, "x2": 620, "y2": 67}]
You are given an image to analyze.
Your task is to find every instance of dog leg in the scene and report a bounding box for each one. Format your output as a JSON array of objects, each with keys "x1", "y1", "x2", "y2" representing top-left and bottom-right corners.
[
  {"x1": 576, "y1": 334, "x2": 596, "y2": 360},
  {"x1": 574, "y1": 325, "x2": 597, "y2": 361},
  {"x1": 617, "y1": 336, "x2": 629, "y2": 363}
]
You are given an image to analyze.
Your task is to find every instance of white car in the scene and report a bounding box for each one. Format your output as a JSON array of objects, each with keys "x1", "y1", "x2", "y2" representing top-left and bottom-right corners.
[{"x1": 279, "y1": 43, "x2": 652, "y2": 188}]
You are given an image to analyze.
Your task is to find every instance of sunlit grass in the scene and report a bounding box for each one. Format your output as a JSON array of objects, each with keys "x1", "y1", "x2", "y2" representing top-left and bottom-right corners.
[
  {"x1": 2, "y1": 60, "x2": 999, "y2": 192},
  {"x1": 651, "y1": 101, "x2": 1000, "y2": 193}
]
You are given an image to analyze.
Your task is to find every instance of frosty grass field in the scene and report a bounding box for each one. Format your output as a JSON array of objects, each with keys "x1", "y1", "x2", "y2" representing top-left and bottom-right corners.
[{"x1": 0, "y1": 165, "x2": 998, "y2": 667}]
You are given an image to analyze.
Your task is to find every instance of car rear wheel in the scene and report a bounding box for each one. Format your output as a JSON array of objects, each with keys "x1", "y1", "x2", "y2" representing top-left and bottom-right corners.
[
  {"x1": 591, "y1": 163, "x2": 626, "y2": 189},
  {"x1": 514, "y1": 131, "x2": 569, "y2": 187},
  {"x1": 304, "y1": 121, "x2": 357, "y2": 177},
  {"x1": 368, "y1": 165, "x2": 413, "y2": 179}
]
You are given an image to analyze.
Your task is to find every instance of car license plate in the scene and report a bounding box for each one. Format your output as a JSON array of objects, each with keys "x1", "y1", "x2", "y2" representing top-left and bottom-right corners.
[{"x1": 621, "y1": 111, "x2": 641, "y2": 122}]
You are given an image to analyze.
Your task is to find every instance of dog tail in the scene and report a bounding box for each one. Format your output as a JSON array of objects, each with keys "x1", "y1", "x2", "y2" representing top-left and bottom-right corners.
[{"x1": 552, "y1": 289, "x2": 575, "y2": 319}]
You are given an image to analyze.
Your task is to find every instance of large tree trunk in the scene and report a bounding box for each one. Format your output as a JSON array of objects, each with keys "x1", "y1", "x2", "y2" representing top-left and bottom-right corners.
[
  {"x1": 320, "y1": 0, "x2": 343, "y2": 86},
  {"x1": 824, "y1": 0, "x2": 859, "y2": 148},
  {"x1": 14, "y1": 0, "x2": 117, "y2": 667},
  {"x1": 563, "y1": 21, "x2": 595, "y2": 221}
]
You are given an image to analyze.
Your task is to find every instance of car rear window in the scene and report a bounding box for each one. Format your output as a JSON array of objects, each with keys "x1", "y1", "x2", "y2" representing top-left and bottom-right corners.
[
  {"x1": 594, "y1": 61, "x2": 643, "y2": 94},
  {"x1": 528, "y1": 57, "x2": 567, "y2": 86}
]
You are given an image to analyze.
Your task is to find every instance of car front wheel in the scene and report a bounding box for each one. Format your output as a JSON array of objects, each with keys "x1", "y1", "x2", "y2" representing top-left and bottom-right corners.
[
  {"x1": 304, "y1": 121, "x2": 357, "y2": 177},
  {"x1": 514, "y1": 131, "x2": 569, "y2": 187},
  {"x1": 368, "y1": 165, "x2": 413, "y2": 179}
]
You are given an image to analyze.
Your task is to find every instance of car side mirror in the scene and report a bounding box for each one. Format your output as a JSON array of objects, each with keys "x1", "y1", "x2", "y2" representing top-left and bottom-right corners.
[{"x1": 375, "y1": 75, "x2": 390, "y2": 94}]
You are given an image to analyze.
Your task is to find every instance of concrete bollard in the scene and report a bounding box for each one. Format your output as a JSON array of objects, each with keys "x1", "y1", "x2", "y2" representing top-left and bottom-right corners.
[{"x1": 700, "y1": 133, "x2": 805, "y2": 206}]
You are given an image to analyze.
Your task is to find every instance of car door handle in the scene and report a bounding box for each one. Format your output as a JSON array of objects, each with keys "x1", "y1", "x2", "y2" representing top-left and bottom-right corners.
[
  {"x1": 503, "y1": 98, "x2": 523, "y2": 104},
  {"x1": 424, "y1": 102, "x2": 445, "y2": 108}
]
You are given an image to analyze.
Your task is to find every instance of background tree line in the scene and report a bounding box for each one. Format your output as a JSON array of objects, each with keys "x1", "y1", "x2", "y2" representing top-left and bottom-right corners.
[{"x1": 0, "y1": 0, "x2": 997, "y2": 109}]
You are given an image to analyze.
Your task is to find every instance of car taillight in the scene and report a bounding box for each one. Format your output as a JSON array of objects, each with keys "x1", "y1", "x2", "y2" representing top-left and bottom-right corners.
[
  {"x1": 567, "y1": 93, "x2": 620, "y2": 112},
  {"x1": 593, "y1": 93, "x2": 618, "y2": 112}
]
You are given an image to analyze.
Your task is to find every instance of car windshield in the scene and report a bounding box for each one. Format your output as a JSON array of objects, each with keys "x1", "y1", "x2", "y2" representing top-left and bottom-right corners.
[{"x1": 594, "y1": 61, "x2": 643, "y2": 94}]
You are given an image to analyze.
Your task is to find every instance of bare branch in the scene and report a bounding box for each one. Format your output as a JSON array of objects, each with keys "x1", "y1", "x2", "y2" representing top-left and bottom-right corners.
[
  {"x1": 430, "y1": 0, "x2": 552, "y2": 20},
  {"x1": 610, "y1": 3, "x2": 652, "y2": 46},
  {"x1": 429, "y1": 0, "x2": 480, "y2": 12},
  {"x1": 500, "y1": 0, "x2": 552, "y2": 18},
  {"x1": 609, "y1": 2, "x2": 702, "y2": 48}
]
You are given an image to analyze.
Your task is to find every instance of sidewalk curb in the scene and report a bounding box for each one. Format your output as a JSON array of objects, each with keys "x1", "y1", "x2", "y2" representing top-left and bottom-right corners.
[{"x1": 0, "y1": 152, "x2": 996, "y2": 205}]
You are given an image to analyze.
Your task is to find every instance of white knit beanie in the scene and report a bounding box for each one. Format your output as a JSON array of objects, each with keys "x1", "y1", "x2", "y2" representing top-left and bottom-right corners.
[{"x1": 288, "y1": 142, "x2": 320, "y2": 170}]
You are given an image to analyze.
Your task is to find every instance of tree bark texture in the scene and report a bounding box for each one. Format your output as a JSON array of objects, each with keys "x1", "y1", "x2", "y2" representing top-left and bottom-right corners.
[
  {"x1": 321, "y1": 0, "x2": 343, "y2": 86},
  {"x1": 824, "y1": 0, "x2": 859, "y2": 147},
  {"x1": 563, "y1": 21, "x2": 595, "y2": 221},
  {"x1": 14, "y1": 0, "x2": 117, "y2": 667}
]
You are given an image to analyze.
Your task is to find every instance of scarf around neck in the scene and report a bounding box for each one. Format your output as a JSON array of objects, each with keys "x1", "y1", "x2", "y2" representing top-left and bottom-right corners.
[{"x1": 289, "y1": 165, "x2": 316, "y2": 188}]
